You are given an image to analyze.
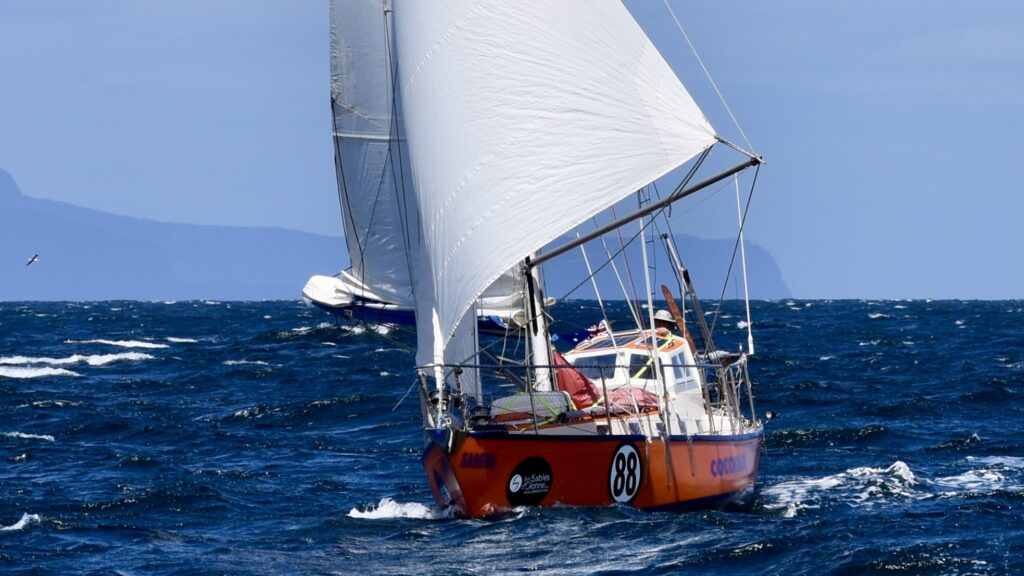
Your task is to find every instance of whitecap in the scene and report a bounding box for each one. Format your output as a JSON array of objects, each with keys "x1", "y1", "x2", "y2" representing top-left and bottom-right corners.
[
  {"x1": 0, "y1": 352, "x2": 154, "y2": 367},
  {"x1": 223, "y1": 360, "x2": 270, "y2": 366},
  {"x1": 736, "y1": 320, "x2": 750, "y2": 329},
  {"x1": 380, "y1": 371, "x2": 390, "y2": 377},
  {"x1": 0, "y1": 366, "x2": 81, "y2": 379},
  {"x1": 165, "y1": 337, "x2": 198, "y2": 344},
  {"x1": 762, "y1": 461, "x2": 918, "y2": 517},
  {"x1": 819, "y1": 355, "x2": 835, "y2": 361},
  {"x1": 955, "y1": 319, "x2": 965, "y2": 326},
  {"x1": 347, "y1": 497, "x2": 438, "y2": 520},
  {"x1": 233, "y1": 406, "x2": 265, "y2": 418},
  {"x1": 931, "y1": 469, "x2": 1005, "y2": 494},
  {"x1": 868, "y1": 313, "x2": 890, "y2": 320},
  {"x1": 966, "y1": 455, "x2": 1024, "y2": 469},
  {"x1": 1, "y1": 513, "x2": 41, "y2": 532},
  {"x1": 3, "y1": 431, "x2": 55, "y2": 442},
  {"x1": 321, "y1": 342, "x2": 337, "y2": 347},
  {"x1": 17, "y1": 399, "x2": 83, "y2": 409},
  {"x1": 65, "y1": 339, "x2": 168, "y2": 349}
]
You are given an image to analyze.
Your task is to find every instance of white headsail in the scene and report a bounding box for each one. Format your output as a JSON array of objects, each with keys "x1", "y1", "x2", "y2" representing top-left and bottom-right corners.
[
  {"x1": 393, "y1": 0, "x2": 718, "y2": 370},
  {"x1": 330, "y1": 0, "x2": 417, "y2": 307}
]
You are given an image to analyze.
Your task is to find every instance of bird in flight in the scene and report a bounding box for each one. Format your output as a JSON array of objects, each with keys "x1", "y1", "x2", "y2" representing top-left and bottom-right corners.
[{"x1": 25, "y1": 254, "x2": 39, "y2": 267}]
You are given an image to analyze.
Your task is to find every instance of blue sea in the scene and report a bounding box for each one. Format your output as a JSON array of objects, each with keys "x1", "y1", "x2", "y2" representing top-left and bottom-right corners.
[{"x1": 1, "y1": 299, "x2": 1022, "y2": 574}]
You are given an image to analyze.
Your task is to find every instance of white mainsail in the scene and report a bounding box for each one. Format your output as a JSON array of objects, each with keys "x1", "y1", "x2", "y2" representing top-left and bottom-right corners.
[
  {"x1": 328, "y1": 0, "x2": 416, "y2": 307},
  {"x1": 393, "y1": 0, "x2": 718, "y2": 371}
]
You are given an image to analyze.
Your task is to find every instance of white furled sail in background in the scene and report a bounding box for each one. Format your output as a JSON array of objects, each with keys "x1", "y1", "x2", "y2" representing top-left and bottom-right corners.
[{"x1": 393, "y1": 0, "x2": 718, "y2": 370}]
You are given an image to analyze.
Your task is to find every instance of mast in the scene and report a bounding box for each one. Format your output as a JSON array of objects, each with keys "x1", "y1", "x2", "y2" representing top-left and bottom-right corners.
[{"x1": 524, "y1": 255, "x2": 553, "y2": 391}]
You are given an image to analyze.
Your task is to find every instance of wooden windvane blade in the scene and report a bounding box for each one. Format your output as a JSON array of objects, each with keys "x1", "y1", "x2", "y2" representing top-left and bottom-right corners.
[{"x1": 661, "y1": 284, "x2": 697, "y2": 356}]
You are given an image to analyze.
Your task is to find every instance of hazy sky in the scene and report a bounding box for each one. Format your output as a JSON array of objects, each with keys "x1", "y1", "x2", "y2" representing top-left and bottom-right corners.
[{"x1": 1, "y1": 1, "x2": 1021, "y2": 299}]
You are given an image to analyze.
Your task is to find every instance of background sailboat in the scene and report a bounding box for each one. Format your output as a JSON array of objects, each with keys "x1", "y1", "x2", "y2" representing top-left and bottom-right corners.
[{"x1": 303, "y1": 0, "x2": 523, "y2": 331}]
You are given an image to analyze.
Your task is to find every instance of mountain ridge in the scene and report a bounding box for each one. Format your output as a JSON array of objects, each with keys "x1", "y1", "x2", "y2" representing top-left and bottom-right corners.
[{"x1": 1, "y1": 169, "x2": 789, "y2": 301}]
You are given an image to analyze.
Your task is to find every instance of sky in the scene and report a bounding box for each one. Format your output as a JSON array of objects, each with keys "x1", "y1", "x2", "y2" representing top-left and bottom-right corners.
[{"x1": 0, "y1": 0, "x2": 1021, "y2": 299}]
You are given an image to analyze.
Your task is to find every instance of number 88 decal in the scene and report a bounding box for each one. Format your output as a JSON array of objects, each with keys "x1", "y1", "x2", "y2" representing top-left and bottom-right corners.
[{"x1": 609, "y1": 443, "x2": 641, "y2": 503}]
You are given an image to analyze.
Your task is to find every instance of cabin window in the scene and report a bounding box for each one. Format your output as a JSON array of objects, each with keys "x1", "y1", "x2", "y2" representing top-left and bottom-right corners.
[
  {"x1": 668, "y1": 353, "x2": 697, "y2": 390},
  {"x1": 570, "y1": 353, "x2": 619, "y2": 380},
  {"x1": 628, "y1": 353, "x2": 658, "y2": 380}
]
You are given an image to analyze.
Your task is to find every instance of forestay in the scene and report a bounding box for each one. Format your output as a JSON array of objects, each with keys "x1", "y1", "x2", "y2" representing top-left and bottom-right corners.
[{"x1": 393, "y1": 0, "x2": 718, "y2": 372}]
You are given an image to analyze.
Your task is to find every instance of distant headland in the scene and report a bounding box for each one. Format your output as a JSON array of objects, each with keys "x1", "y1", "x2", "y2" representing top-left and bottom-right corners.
[{"x1": 0, "y1": 169, "x2": 789, "y2": 301}]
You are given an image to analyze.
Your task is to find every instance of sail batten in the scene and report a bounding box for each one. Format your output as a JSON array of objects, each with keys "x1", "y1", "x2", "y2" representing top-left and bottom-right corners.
[{"x1": 393, "y1": 0, "x2": 717, "y2": 367}]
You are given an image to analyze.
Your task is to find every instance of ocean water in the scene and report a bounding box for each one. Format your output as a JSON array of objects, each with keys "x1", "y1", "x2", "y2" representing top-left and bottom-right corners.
[{"x1": 1, "y1": 299, "x2": 1022, "y2": 574}]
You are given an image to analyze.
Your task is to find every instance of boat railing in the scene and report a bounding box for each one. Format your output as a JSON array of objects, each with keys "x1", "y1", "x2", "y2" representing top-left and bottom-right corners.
[{"x1": 419, "y1": 355, "x2": 758, "y2": 435}]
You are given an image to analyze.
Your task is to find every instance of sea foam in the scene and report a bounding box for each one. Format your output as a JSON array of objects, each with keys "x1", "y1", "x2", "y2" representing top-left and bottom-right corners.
[
  {"x1": 0, "y1": 352, "x2": 155, "y2": 367},
  {"x1": 0, "y1": 366, "x2": 81, "y2": 379},
  {"x1": 1, "y1": 513, "x2": 41, "y2": 532},
  {"x1": 347, "y1": 498, "x2": 438, "y2": 520},
  {"x1": 762, "y1": 461, "x2": 918, "y2": 518},
  {"x1": 3, "y1": 431, "x2": 56, "y2": 442},
  {"x1": 222, "y1": 360, "x2": 270, "y2": 366},
  {"x1": 65, "y1": 339, "x2": 168, "y2": 349}
]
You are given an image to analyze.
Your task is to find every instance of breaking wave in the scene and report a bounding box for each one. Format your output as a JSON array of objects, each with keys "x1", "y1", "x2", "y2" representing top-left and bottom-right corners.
[
  {"x1": 0, "y1": 366, "x2": 81, "y2": 379},
  {"x1": 65, "y1": 339, "x2": 168, "y2": 349},
  {"x1": 762, "y1": 458, "x2": 1024, "y2": 518},
  {"x1": 0, "y1": 352, "x2": 155, "y2": 367},
  {"x1": 4, "y1": 431, "x2": 56, "y2": 442},
  {"x1": 1, "y1": 513, "x2": 41, "y2": 532},
  {"x1": 347, "y1": 498, "x2": 439, "y2": 520}
]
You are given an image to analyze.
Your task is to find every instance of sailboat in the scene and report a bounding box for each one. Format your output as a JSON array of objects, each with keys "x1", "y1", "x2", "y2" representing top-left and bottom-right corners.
[
  {"x1": 302, "y1": 0, "x2": 526, "y2": 333},
  {"x1": 355, "y1": 0, "x2": 765, "y2": 517}
]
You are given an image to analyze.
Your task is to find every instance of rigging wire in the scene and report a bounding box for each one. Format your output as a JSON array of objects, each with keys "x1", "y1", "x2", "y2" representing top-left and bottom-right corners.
[
  {"x1": 708, "y1": 164, "x2": 761, "y2": 338},
  {"x1": 332, "y1": 95, "x2": 364, "y2": 276},
  {"x1": 610, "y1": 205, "x2": 645, "y2": 328},
  {"x1": 553, "y1": 147, "x2": 708, "y2": 305},
  {"x1": 382, "y1": 7, "x2": 419, "y2": 303},
  {"x1": 661, "y1": 0, "x2": 755, "y2": 154}
]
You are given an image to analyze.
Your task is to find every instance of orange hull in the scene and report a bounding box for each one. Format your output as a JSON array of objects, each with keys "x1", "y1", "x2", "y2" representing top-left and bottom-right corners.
[{"x1": 423, "y1": 429, "x2": 763, "y2": 517}]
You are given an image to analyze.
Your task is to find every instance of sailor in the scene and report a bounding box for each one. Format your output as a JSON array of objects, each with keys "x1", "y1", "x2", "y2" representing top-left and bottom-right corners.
[
  {"x1": 654, "y1": 308, "x2": 698, "y2": 355},
  {"x1": 653, "y1": 309, "x2": 675, "y2": 333}
]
